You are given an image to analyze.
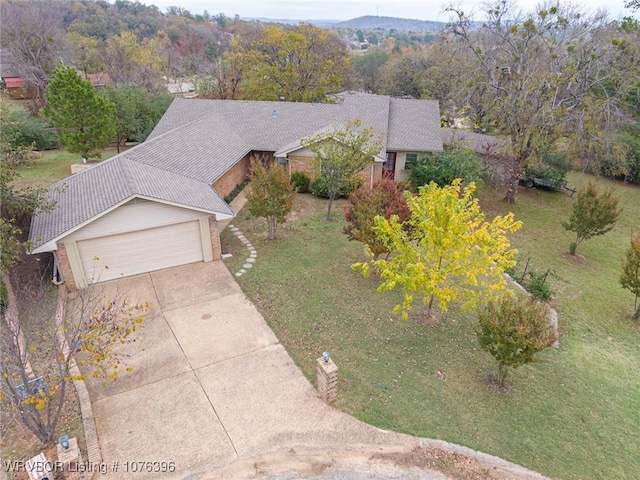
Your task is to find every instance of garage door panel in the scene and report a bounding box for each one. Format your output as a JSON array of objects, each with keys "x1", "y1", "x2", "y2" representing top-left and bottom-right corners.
[{"x1": 77, "y1": 221, "x2": 204, "y2": 283}]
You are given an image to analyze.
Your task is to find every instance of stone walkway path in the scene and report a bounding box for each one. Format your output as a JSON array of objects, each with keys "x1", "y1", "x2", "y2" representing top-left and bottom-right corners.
[
  {"x1": 228, "y1": 224, "x2": 257, "y2": 277},
  {"x1": 217, "y1": 187, "x2": 257, "y2": 277}
]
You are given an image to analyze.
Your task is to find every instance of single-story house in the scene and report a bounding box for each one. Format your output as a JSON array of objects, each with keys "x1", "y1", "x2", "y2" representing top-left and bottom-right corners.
[
  {"x1": 29, "y1": 92, "x2": 442, "y2": 289},
  {"x1": 84, "y1": 72, "x2": 112, "y2": 90},
  {"x1": 1, "y1": 76, "x2": 38, "y2": 99},
  {"x1": 166, "y1": 80, "x2": 196, "y2": 97}
]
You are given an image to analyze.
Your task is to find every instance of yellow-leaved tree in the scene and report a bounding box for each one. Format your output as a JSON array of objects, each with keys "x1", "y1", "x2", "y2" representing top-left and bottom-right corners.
[
  {"x1": 1, "y1": 279, "x2": 146, "y2": 446},
  {"x1": 354, "y1": 180, "x2": 522, "y2": 320}
]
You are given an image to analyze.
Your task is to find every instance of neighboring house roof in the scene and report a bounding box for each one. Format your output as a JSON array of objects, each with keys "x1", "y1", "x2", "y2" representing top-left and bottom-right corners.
[
  {"x1": 84, "y1": 72, "x2": 112, "y2": 88},
  {"x1": 4, "y1": 77, "x2": 24, "y2": 88},
  {"x1": 30, "y1": 92, "x2": 442, "y2": 253},
  {"x1": 166, "y1": 81, "x2": 195, "y2": 94}
]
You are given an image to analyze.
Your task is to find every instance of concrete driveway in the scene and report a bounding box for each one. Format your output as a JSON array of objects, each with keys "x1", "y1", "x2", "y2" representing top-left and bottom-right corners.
[{"x1": 79, "y1": 261, "x2": 418, "y2": 480}]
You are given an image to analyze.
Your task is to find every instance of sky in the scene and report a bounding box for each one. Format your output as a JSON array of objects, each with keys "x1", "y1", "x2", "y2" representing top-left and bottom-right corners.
[{"x1": 148, "y1": 0, "x2": 632, "y2": 22}]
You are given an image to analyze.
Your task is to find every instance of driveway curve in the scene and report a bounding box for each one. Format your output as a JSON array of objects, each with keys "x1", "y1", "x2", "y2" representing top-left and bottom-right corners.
[{"x1": 77, "y1": 262, "x2": 547, "y2": 480}]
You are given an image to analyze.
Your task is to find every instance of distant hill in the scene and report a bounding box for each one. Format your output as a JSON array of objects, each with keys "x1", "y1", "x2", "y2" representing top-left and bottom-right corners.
[
  {"x1": 242, "y1": 17, "x2": 337, "y2": 27},
  {"x1": 334, "y1": 15, "x2": 446, "y2": 32}
]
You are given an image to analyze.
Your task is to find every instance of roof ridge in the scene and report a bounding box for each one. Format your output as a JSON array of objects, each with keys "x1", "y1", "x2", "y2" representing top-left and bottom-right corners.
[
  {"x1": 145, "y1": 105, "x2": 228, "y2": 142},
  {"x1": 121, "y1": 155, "x2": 217, "y2": 185},
  {"x1": 119, "y1": 157, "x2": 140, "y2": 195}
]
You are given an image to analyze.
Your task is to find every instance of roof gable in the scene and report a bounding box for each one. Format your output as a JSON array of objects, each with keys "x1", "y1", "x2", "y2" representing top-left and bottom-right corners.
[{"x1": 30, "y1": 156, "x2": 233, "y2": 252}]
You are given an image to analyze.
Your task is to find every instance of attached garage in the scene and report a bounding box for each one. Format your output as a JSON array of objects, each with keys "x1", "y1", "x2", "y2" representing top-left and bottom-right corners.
[
  {"x1": 76, "y1": 221, "x2": 205, "y2": 283},
  {"x1": 54, "y1": 198, "x2": 222, "y2": 288}
]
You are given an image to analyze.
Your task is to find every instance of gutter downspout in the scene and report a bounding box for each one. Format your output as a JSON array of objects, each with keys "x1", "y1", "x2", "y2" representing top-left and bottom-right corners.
[{"x1": 370, "y1": 163, "x2": 374, "y2": 190}]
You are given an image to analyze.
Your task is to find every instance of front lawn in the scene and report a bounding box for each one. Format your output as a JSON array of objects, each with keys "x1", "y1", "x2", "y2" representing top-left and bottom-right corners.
[
  {"x1": 221, "y1": 172, "x2": 640, "y2": 480},
  {"x1": 13, "y1": 147, "x2": 120, "y2": 190}
]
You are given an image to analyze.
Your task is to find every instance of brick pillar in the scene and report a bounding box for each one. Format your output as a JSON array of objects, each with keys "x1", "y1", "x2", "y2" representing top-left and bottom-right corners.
[
  {"x1": 57, "y1": 437, "x2": 84, "y2": 480},
  {"x1": 55, "y1": 245, "x2": 77, "y2": 291},
  {"x1": 209, "y1": 217, "x2": 221, "y2": 261},
  {"x1": 317, "y1": 357, "x2": 338, "y2": 403}
]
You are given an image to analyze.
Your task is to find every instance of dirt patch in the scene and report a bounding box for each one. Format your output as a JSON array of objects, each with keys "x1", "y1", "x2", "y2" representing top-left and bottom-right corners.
[
  {"x1": 561, "y1": 252, "x2": 588, "y2": 265},
  {"x1": 485, "y1": 374, "x2": 513, "y2": 395},
  {"x1": 286, "y1": 193, "x2": 321, "y2": 222},
  {"x1": 408, "y1": 306, "x2": 443, "y2": 327},
  {"x1": 372, "y1": 446, "x2": 510, "y2": 480}
]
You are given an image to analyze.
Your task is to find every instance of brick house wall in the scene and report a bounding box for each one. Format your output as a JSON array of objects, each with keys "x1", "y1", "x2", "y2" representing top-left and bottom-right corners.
[
  {"x1": 288, "y1": 155, "x2": 316, "y2": 180},
  {"x1": 54, "y1": 244, "x2": 77, "y2": 291},
  {"x1": 208, "y1": 217, "x2": 221, "y2": 260},
  {"x1": 212, "y1": 151, "x2": 276, "y2": 199},
  {"x1": 288, "y1": 155, "x2": 382, "y2": 190},
  {"x1": 212, "y1": 155, "x2": 251, "y2": 199}
]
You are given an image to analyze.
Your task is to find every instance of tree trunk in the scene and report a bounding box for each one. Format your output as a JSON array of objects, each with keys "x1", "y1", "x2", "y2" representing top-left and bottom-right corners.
[
  {"x1": 267, "y1": 216, "x2": 277, "y2": 240},
  {"x1": 570, "y1": 235, "x2": 582, "y2": 255},
  {"x1": 504, "y1": 179, "x2": 518, "y2": 204},
  {"x1": 426, "y1": 293, "x2": 435, "y2": 319},
  {"x1": 326, "y1": 194, "x2": 335, "y2": 221},
  {"x1": 503, "y1": 154, "x2": 523, "y2": 204},
  {"x1": 497, "y1": 362, "x2": 508, "y2": 388},
  {"x1": 2, "y1": 274, "x2": 35, "y2": 378}
]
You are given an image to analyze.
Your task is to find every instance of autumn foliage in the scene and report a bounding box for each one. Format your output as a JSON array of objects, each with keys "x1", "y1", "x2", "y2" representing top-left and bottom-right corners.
[
  {"x1": 620, "y1": 232, "x2": 640, "y2": 319},
  {"x1": 354, "y1": 180, "x2": 522, "y2": 320},
  {"x1": 246, "y1": 156, "x2": 296, "y2": 240},
  {"x1": 476, "y1": 294, "x2": 556, "y2": 389},
  {"x1": 344, "y1": 179, "x2": 410, "y2": 259}
]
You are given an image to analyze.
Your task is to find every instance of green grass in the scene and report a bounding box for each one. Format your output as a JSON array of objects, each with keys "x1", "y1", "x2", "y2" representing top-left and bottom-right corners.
[
  {"x1": 14, "y1": 147, "x2": 119, "y2": 189},
  {"x1": 221, "y1": 173, "x2": 640, "y2": 480}
]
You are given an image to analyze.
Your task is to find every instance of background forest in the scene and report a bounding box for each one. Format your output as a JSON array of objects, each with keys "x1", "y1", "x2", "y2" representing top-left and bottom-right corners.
[{"x1": 1, "y1": 0, "x2": 638, "y2": 186}]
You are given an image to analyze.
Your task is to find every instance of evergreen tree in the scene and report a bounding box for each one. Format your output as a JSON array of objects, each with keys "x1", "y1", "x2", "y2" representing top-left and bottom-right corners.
[{"x1": 44, "y1": 65, "x2": 116, "y2": 160}]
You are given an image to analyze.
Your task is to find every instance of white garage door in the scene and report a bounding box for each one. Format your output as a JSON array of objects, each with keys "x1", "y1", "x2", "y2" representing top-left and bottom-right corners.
[{"x1": 77, "y1": 221, "x2": 204, "y2": 283}]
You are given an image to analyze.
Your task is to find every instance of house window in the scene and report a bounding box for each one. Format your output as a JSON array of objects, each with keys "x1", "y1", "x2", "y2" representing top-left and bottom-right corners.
[{"x1": 405, "y1": 153, "x2": 418, "y2": 169}]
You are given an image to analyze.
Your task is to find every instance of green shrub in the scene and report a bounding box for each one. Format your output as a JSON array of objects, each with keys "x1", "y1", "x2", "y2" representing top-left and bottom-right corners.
[
  {"x1": 0, "y1": 278, "x2": 7, "y2": 314},
  {"x1": 290, "y1": 171, "x2": 310, "y2": 193},
  {"x1": 524, "y1": 152, "x2": 573, "y2": 188},
  {"x1": 504, "y1": 263, "x2": 517, "y2": 277},
  {"x1": 311, "y1": 175, "x2": 362, "y2": 198},
  {"x1": 224, "y1": 179, "x2": 249, "y2": 203},
  {"x1": 523, "y1": 269, "x2": 554, "y2": 302},
  {"x1": 408, "y1": 149, "x2": 481, "y2": 189},
  {"x1": 2, "y1": 107, "x2": 57, "y2": 150},
  {"x1": 621, "y1": 130, "x2": 640, "y2": 185},
  {"x1": 507, "y1": 258, "x2": 554, "y2": 302}
]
